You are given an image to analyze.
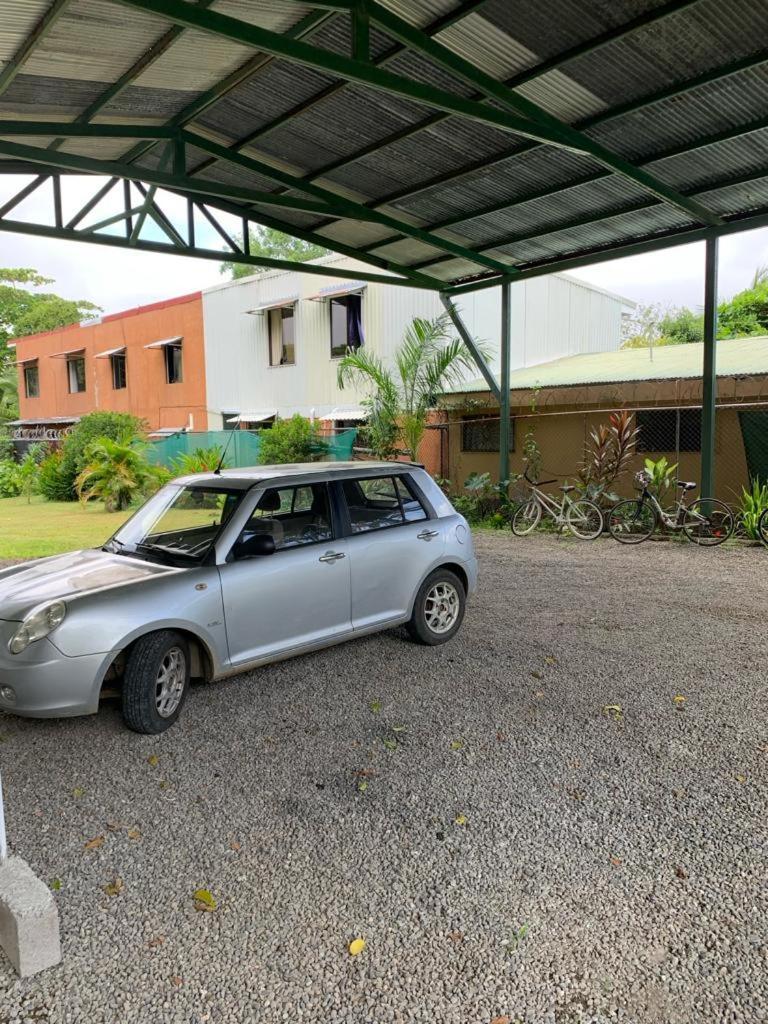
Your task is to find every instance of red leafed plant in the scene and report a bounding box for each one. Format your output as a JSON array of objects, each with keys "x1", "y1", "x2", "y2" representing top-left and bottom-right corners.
[{"x1": 577, "y1": 411, "x2": 639, "y2": 505}]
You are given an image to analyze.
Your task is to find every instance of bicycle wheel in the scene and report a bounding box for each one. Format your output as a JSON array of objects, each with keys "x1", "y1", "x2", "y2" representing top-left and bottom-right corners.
[
  {"x1": 565, "y1": 499, "x2": 603, "y2": 540},
  {"x1": 758, "y1": 507, "x2": 768, "y2": 548},
  {"x1": 682, "y1": 499, "x2": 734, "y2": 546},
  {"x1": 511, "y1": 497, "x2": 542, "y2": 536},
  {"x1": 608, "y1": 499, "x2": 657, "y2": 544}
]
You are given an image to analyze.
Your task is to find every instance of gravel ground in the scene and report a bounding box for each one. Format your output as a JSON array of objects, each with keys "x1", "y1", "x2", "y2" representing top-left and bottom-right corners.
[{"x1": 0, "y1": 533, "x2": 766, "y2": 1024}]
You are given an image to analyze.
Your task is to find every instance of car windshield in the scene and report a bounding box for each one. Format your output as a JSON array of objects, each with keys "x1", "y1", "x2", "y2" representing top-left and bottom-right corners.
[{"x1": 106, "y1": 484, "x2": 243, "y2": 565}]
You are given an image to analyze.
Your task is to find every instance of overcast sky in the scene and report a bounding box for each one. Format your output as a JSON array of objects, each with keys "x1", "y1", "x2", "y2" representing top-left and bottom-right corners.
[{"x1": 1, "y1": 173, "x2": 767, "y2": 318}]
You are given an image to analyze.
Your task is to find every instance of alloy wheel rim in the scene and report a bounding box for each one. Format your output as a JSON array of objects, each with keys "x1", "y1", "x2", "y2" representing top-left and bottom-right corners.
[
  {"x1": 424, "y1": 582, "x2": 460, "y2": 634},
  {"x1": 155, "y1": 647, "x2": 186, "y2": 718}
]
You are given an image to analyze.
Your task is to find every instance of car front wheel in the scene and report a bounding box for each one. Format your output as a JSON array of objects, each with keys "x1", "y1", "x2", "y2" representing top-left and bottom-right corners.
[
  {"x1": 406, "y1": 569, "x2": 466, "y2": 646},
  {"x1": 121, "y1": 631, "x2": 190, "y2": 734}
]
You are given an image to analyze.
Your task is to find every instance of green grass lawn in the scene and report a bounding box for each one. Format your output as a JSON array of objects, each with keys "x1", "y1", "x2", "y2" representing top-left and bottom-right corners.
[{"x1": 0, "y1": 495, "x2": 133, "y2": 560}]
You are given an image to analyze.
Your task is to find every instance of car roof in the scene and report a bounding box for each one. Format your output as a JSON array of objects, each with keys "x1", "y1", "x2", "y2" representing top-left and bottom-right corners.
[{"x1": 173, "y1": 461, "x2": 423, "y2": 490}]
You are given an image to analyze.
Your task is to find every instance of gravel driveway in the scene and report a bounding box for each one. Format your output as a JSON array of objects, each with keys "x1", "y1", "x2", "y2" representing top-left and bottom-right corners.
[{"x1": 0, "y1": 533, "x2": 766, "y2": 1024}]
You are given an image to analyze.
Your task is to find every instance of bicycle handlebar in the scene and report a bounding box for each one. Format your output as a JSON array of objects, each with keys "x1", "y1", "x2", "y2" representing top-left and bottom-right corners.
[{"x1": 524, "y1": 469, "x2": 557, "y2": 486}]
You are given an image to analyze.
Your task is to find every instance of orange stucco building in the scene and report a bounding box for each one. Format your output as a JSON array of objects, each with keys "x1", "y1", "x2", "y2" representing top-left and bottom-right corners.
[{"x1": 13, "y1": 291, "x2": 208, "y2": 435}]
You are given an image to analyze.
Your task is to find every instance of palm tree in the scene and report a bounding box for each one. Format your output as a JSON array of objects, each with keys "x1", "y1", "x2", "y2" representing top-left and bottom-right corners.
[
  {"x1": 0, "y1": 360, "x2": 19, "y2": 424},
  {"x1": 76, "y1": 435, "x2": 164, "y2": 512},
  {"x1": 337, "y1": 314, "x2": 482, "y2": 460}
]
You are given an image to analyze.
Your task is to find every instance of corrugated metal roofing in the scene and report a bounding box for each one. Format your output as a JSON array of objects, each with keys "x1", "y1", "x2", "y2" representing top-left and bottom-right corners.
[
  {"x1": 444, "y1": 336, "x2": 768, "y2": 393},
  {"x1": 1, "y1": 0, "x2": 768, "y2": 288}
]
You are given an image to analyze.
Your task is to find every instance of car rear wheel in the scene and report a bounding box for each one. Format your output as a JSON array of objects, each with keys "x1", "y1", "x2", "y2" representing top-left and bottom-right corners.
[
  {"x1": 406, "y1": 569, "x2": 466, "y2": 646},
  {"x1": 121, "y1": 631, "x2": 190, "y2": 734}
]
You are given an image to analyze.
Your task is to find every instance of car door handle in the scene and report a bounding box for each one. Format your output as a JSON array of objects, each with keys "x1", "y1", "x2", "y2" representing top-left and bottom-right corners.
[
  {"x1": 417, "y1": 529, "x2": 439, "y2": 540},
  {"x1": 319, "y1": 550, "x2": 346, "y2": 563}
]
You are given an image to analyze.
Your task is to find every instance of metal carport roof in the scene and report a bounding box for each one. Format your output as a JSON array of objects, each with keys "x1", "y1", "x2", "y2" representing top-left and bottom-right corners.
[{"x1": 0, "y1": 0, "x2": 767, "y2": 292}]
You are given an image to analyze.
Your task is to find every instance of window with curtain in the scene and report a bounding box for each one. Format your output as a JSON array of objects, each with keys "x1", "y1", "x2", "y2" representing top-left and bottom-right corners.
[
  {"x1": 67, "y1": 356, "x2": 86, "y2": 394},
  {"x1": 23, "y1": 363, "x2": 39, "y2": 398},
  {"x1": 268, "y1": 306, "x2": 296, "y2": 366},
  {"x1": 330, "y1": 293, "x2": 364, "y2": 358},
  {"x1": 111, "y1": 352, "x2": 127, "y2": 390}
]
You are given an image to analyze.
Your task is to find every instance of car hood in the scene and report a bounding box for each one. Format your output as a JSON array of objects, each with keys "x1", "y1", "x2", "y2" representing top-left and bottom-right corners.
[{"x1": 0, "y1": 548, "x2": 178, "y2": 621}]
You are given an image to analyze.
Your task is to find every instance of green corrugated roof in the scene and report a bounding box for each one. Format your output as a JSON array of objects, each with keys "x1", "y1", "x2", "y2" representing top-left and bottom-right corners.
[{"x1": 445, "y1": 336, "x2": 768, "y2": 394}]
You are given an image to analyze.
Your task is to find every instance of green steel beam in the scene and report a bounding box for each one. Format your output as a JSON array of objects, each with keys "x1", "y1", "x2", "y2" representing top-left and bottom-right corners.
[
  {"x1": 181, "y1": 130, "x2": 514, "y2": 275},
  {"x1": 352, "y1": 1, "x2": 370, "y2": 62},
  {"x1": 132, "y1": 181, "x2": 186, "y2": 247},
  {"x1": 66, "y1": 176, "x2": 120, "y2": 229},
  {"x1": 0, "y1": 0, "x2": 70, "y2": 98},
  {"x1": 0, "y1": 174, "x2": 48, "y2": 218},
  {"x1": 0, "y1": 137, "x2": 358, "y2": 217},
  {"x1": 498, "y1": 281, "x2": 512, "y2": 484},
  {"x1": 701, "y1": 236, "x2": 718, "y2": 500},
  {"x1": 439, "y1": 293, "x2": 500, "y2": 401},
  {"x1": 314, "y1": 45, "x2": 768, "y2": 244},
  {"x1": 0, "y1": 121, "x2": 178, "y2": 139},
  {"x1": 110, "y1": 0, "x2": 598, "y2": 151},
  {"x1": 184, "y1": 0, "x2": 491, "y2": 179},
  {"x1": 0, "y1": 215, "x2": 439, "y2": 287}
]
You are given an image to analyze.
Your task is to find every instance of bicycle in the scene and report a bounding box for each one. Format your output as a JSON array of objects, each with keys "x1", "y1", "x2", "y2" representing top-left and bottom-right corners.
[
  {"x1": 608, "y1": 471, "x2": 734, "y2": 546},
  {"x1": 511, "y1": 471, "x2": 603, "y2": 540}
]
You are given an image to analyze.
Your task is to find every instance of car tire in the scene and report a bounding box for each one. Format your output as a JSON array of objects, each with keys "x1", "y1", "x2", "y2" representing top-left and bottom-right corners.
[
  {"x1": 121, "y1": 631, "x2": 190, "y2": 734},
  {"x1": 406, "y1": 568, "x2": 466, "y2": 646}
]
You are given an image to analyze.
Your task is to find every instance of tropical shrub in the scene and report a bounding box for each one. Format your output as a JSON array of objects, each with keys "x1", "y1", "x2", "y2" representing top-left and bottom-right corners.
[
  {"x1": 451, "y1": 472, "x2": 516, "y2": 525},
  {"x1": 577, "y1": 411, "x2": 638, "y2": 506},
  {"x1": 171, "y1": 445, "x2": 227, "y2": 475},
  {"x1": 0, "y1": 428, "x2": 13, "y2": 462},
  {"x1": 38, "y1": 450, "x2": 73, "y2": 502},
  {"x1": 76, "y1": 436, "x2": 165, "y2": 512},
  {"x1": 257, "y1": 415, "x2": 324, "y2": 465},
  {"x1": 59, "y1": 411, "x2": 145, "y2": 499},
  {"x1": 16, "y1": 443, "x2": 46, "y2": 503},
  {"x1": 643, "y1": 455, "x2": 677, "y2": 498},
  {"x1": 0, "y1": 459, "x2": 21, "y2": 498},
  {"x1": 739, "y1": 477, "x2": 768, "y2": 540}
]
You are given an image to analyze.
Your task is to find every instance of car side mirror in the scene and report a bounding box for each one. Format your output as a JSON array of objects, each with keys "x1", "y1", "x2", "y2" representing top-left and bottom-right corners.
[{"x1": 233, "y1": 533, "x2": 276, "y2": 560}]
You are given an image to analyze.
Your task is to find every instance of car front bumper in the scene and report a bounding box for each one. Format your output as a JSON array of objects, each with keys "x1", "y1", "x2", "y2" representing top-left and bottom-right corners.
[{"x1": 0, "y1": 623, "x2": 109, "y2": 718}]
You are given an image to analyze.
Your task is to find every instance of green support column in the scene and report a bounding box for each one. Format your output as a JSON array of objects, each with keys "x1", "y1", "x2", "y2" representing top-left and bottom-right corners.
[
  {"x1": 499, "y1": 281, "x2": 511, "y2": 483},
  {"x1": 701, "y1": 235, "x2": 719, "y2": 499}
]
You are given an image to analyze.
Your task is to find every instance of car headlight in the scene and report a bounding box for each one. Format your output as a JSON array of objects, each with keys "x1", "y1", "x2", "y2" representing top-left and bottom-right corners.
[{"x1": 8, "y1": 601, "x2": 67, "y2": 655}]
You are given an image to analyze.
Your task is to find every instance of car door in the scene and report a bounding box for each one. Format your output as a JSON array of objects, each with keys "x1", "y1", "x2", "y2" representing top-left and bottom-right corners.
[
  {"x1": 218, "y1": 481, "x2": 352, "y2": 665},
  {"x1": 339, "y1": 473, "x2": 445, "y2": 630}
]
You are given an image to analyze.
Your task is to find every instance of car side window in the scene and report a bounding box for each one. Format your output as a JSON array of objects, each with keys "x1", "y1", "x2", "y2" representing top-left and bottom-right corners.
[
  {"x1": 237, "y1": 483, "x2": 333, "y2": 552},
  {"x1": 343, "y1": 475, "x2": 428, "y2": 533}
]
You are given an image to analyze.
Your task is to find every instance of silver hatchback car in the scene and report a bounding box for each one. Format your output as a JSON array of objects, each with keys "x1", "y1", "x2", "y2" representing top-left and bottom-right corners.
[{"x1": 0, "y1": 462, "x2": 477, "y2": 733}]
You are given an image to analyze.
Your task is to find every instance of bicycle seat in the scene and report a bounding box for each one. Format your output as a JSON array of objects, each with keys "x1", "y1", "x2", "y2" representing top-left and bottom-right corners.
[
  {"x1": 676, "y1": 480, "x2": 696, "y2": 491},
  {"x1": 559, "y1": 484, "x2": 576, "y2": 493}
]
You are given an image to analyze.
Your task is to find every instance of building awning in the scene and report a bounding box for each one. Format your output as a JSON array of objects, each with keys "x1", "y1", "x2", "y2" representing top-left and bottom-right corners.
[
  {"x1": 226, "y1": 410, "x2": 276, "y2": 424},
  {"x1": 8, "y1": 416, "x2": 80, "y2": 426},
  {"x1": 245, "y1": 296, "x2": 299, "y2": 315},
  {"x1": 49, "y1": 347, "x2": 85, "y2": 359},
  {"x1": 14, "y1": 356, "x2": 38, "y2": 366},
  {"x1": 318, "y1": 406, "x2": 368, "y2": 422},
  {"x1": 144, "y1": 336, "x2": 182, "y2": 349},
  {"x1": 95, "y1": 346, "x2": 126, "y2": 359},
  {"x1": 307, "y1": 282, "x2": 367, "y2": 302}
]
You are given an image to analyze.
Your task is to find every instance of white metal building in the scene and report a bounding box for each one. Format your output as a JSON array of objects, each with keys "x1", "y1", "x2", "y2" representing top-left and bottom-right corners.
[{"x1": 201, "y1": 255, "x2": 631, "y2": 429}]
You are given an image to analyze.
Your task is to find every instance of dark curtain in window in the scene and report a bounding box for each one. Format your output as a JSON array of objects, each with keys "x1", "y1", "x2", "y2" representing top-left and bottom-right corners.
[{"x1": 346, "y1": 294, "x2": 364, "y2": 350}]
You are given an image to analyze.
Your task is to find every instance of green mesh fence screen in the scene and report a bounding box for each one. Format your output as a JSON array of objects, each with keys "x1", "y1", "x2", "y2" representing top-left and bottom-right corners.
[{"x1": 146, "y1": 429, "x2": 357, "y2": 469}]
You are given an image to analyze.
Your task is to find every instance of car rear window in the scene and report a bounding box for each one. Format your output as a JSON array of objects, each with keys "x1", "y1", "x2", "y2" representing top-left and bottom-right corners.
[{"x1": 343, "y1": 475, "x2": 428, "y2": 533}]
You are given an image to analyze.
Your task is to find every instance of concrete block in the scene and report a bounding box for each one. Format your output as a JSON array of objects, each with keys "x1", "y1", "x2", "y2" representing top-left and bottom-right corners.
[{"x1": 0, "y1": 856, "x2": 61, "y2": 976}]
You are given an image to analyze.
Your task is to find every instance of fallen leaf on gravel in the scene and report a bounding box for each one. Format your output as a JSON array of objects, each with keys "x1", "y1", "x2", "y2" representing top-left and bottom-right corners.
[
  {"x1": 450, "y1": 739, "x2": 464, "y2": 750},
  {"x1": 49, "y1": 878, "x2": 62, "y2": 891},
  {"x1": 193, "y1": 889, "x2": 217, "y2": 912},
  {"x1": 544, "y1": 656, "x2": 558, "y2": 665},
  {"x1": 72, "y1": 787, "x2": 85, "y2": 799},
  {"x1": 147, "y1": 754, "x2": 159, "y2": 767},
  {"x1": 491, "y1": 1016, "x2": 511, "y2": 1024},
  {"x1": 735, "y1": 774, "x2": 746, "y2": 784},
  {"x1": 534, "y1": 690, "x2": 544, "y2": 699},
  {"x1": 357, "y1": 780, "x2": 368, "y2": 793},
  {"x1": 675, "y1": 865, "x2": 688, "y2": 879},
  {"x1": 348, "y1": 937, "x2": 366, "y2": 956},
  {"x1": 454, "y1": 814, "x2": 467, "y2": 827},
  {"x1": 158, "y1": 780, "x2": 170, "y2": 790},
  {"x1": 369, "y1": 700, "x2": 382, "y2": 714},
  {"x1": 496, "y1": 732, "x2": 507, "y2": 743},
  {"x1": 382, "y1": 738, "x2": 397, "y2": 751},
  {"x1": 170, "y1": 976, "x2": 183, "y2": 987},
  {"x1": 354, "y1": 768, "x2": 375, "y2": 778},
  {"x1": 392, "y1": 724, "x2": 407, "y2": 733},
  {"x1": 229, "y1": 840, "x2": 241, "y2": 852},
  {"x1": 147, "y1": 936, "x2": 165, "y2": 948},
  {"x1": 602, "y1": 704, "x2": 623, "y2": 723},
  {"x1": 84, "y1": 835, "x2": 105, "y2": 851},
  {"x1": 530, "y1": 671, "x2": 542, "y2": 680},
  {"x1": 103, "y1": 878, "x2": 124, "y2": 897},
  {"x1": 448, "y1": 930, "x2": 464, "y2": 943},
  {"x1": 127, "y1": 828, "x2": 142, "y2": 841},
  {"x1": 610, "y1": 857, "x2": 622, "y2": 867},
  {"x1": 673, "y1": 694, "x2": 687, "y2": 706},
  {"x1": 106, "y1": 821, "x2": 124, "y2": 832}
]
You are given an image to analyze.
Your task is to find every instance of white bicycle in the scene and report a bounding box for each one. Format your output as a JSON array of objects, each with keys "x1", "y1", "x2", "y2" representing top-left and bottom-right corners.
[{"x1": 511, "y1": 472, "x2": 603, "y2": 540}]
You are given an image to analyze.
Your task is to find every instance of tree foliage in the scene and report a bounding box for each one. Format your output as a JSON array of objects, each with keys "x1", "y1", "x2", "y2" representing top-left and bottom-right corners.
[
  {"x1": 220, "y1": 227, "x2": 331, "y2": 279},
  {"x1": 337, "y1": 314, "x2": 483, "y2": 460},
  {"x1": 57, "y1": 411, "x2": 146, "y2": 500},
  {"x1": 257, "y1": 415, "x2": 323, "y2": 465},
  {"x1": 76, "y1": 436, "x2": 164, "y2": 512}
]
